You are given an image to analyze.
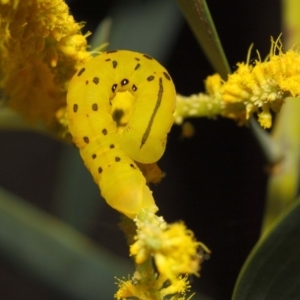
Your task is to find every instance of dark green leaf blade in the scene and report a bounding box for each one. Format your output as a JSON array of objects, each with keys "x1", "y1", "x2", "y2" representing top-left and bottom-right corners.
[
  {"x1": 177, "y1": 0, "x2": 230, "y2": 78},
  {"x1": 0, "y1": 187, "x2": 133, "y2": 300},
  {"x1": 232, "y1": 196, "x2": 300, "y2": 300}
]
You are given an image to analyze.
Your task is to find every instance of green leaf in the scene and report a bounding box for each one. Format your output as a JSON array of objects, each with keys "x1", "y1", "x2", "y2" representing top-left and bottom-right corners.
[
  {"x1": 52, "y1": 144, "x2": 103, "y2": 232},
  {"x1": 232, "y1": 196, "x2": 300, "y2": 300},
  {"x1": 91, "y1": 0, "x2": 183, "y2": 63},
  {"x1": 262, "y1": 97, "x2": 300, "y2": 233},
  {"x1": 249, "y1": 118, "x2": 283, "y2": 166},
  {"x1": 0, "y1": 187, "x2": 133, "y2": 300},
  {"x1": 176, "y1": 0, "x2": 230, "y2": 78}
]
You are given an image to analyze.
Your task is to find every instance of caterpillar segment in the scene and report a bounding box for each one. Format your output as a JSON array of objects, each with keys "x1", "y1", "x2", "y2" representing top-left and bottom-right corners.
[{"x1": 66, "y1": 50, "x2": 176, "y2": 218}]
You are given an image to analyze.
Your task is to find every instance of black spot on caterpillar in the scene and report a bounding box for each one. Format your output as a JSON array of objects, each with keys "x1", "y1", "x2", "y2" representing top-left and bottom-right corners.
[{"x1": 67, "y1": 50, "x2": 176, "y2": 218}]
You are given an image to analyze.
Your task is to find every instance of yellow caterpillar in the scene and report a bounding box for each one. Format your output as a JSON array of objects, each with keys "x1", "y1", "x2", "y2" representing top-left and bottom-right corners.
[{"x1": 66, "y1": 50, "x2": 176, "y2": 218}]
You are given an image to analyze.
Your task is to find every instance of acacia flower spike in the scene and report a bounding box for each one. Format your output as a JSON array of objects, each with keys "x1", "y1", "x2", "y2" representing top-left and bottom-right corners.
[{"x1": 175, "y1": 36, "x2": 300, "y2": 129}]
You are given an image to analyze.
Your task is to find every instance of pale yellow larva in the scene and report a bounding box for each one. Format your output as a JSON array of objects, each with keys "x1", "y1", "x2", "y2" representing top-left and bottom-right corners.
[{"x1": 66, "y1": 50, "x2": 176, "y2": 218}]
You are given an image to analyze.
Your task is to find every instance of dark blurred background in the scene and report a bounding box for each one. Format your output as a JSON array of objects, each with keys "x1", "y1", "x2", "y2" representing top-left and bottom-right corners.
[{"x1": 0, "y1": 0, "x2": 281, "y2": 299}]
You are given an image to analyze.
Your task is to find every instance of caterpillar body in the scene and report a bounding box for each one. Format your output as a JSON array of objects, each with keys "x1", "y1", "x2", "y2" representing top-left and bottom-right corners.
[{"x1": 66, "y1": 50, "x2": 176, "y2": 218}]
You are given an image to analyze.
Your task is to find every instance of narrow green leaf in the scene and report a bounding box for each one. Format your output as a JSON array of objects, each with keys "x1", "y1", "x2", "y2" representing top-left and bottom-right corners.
[
  {"x1": 249, "y1": 118, "x2": 283, "y2": 166},
  {"x1": 0, "y1": 187, "x2": 132, "y2": 300},
  {"x1": 262, "y1": 97, "x2": 300, "y2": 234},
  {"x1": 92, "y1": 0, "x2": 183, "y2": 62},
  {"x1": 232, "y1": 196, "x2": 300, "y2": 300},
  {"x1": 52, "y1": 144, "x2": 103, "y2": 232},
  {"x1": 176, "y1": 0, "x2": 230, "y2": 78},
  {"x1": 0, "y1": 107, "x2": 50, "y2": 136}
]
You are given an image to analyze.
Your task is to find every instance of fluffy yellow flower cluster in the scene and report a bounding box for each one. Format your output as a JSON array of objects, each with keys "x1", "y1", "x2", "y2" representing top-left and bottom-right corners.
[
  {"x1": 175, "y1": 37, "x2": 300, "y2": 129},
  {"x1": 0, "y1": 0, "x2": 91, "y2": 125},
  {"x1": 116, "y1": 275, "x2": 192, "y2": 300},
  {"x1": 116, "y1": 210, "x2": 210, "y2": 299}
]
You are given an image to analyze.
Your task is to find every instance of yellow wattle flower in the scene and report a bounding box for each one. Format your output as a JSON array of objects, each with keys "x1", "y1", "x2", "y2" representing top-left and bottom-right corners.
[
  {"x1": 175, "y1": 37, "x2": 300, "y2": 129},
  {"x1": 130, "y1": 211, "x2": 210, "y2": 282},
  {"x1": 116, "y1": 210, "x2": 210, "y2": 299},
  {"x1": 0, "y1": 0, "x2": 91, "y2": 126}
]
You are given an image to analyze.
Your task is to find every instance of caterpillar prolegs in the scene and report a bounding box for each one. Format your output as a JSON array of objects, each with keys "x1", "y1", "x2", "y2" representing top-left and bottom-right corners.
[{"x1": 66, "y1": 50, "x2": 176, "y2": 219}]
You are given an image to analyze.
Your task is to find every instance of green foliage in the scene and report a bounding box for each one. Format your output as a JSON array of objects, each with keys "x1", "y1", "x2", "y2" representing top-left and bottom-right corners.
[
  {"x1": 232, "y1": 196, "x2": 300, "y2": 300},
  {"x1": 176, "y1": 0, "x2": 230, "y2": 78}
]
